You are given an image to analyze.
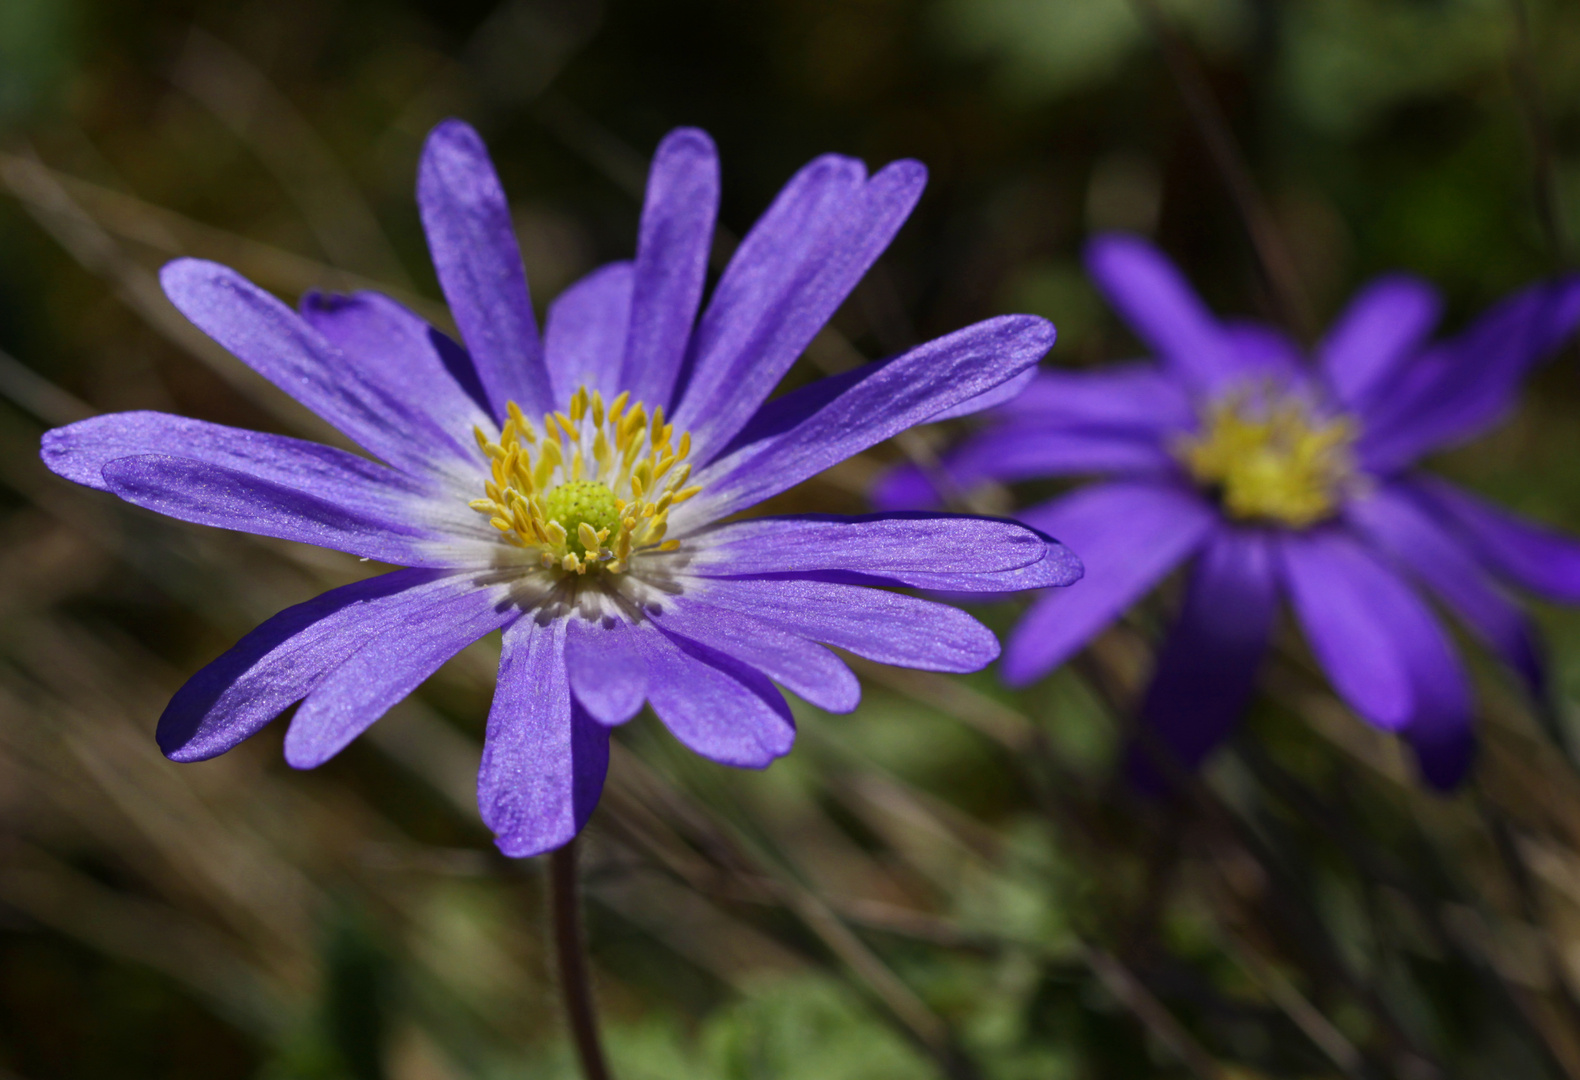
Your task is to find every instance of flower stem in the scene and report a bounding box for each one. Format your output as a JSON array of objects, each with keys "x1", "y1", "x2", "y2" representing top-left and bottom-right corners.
[{"x1": 550, "y1": 839, "x2": 613, "y2": 1080}]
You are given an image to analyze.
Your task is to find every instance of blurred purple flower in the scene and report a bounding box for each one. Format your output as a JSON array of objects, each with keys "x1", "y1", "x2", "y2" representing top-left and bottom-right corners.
[
  {"x1": 40, "y1": 121, "x2": 1078, "y2": 856},
  {"x1": 877, "y1": 233, "x2": 1580, "y2": 788}
]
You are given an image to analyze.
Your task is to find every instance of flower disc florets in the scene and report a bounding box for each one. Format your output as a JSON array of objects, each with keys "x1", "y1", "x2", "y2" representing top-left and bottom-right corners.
[
  {"x1": 1177, "y1": 384, "x2": 1357, "y2": 528},
  {"x1": 468, "y1": 384, "x2": 701, "y2": 575}
]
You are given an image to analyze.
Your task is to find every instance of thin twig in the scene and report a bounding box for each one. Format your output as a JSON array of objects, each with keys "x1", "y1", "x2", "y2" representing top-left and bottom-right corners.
[
  {"x1": 1506, "y1": 0, "x2": 1571, "y2": 267},
  {"x1": 550, "y1": 840, "x2": 614, "y2": 1080}
]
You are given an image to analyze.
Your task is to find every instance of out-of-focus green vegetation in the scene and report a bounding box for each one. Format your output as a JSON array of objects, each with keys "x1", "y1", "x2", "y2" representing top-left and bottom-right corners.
[{"x1": 4, "y1": 1, "x2": 1580, "y2": 1077}]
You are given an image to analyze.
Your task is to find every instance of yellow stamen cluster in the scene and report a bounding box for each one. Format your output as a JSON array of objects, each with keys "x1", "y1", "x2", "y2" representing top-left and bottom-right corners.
[
  {"x1": 1177, "y1": 387, "x2": 1357, "y2": 528},
  {"x1": 468, "y1": 385, "x2": 702, "y2": 574}
]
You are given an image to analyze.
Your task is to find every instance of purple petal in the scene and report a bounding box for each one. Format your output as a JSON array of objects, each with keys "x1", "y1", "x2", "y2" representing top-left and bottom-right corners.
[
  {"x1": 544, "y1": 262, "x2": 634, "y2": 404},
  {"x1": 155, "y1": 569, "x2": 474, "y2": 762},
  {"x1": 564, "y1": 615, "x2": 649, "y2": 725},
  {"x1": 634, "y1": 625, "x2": 796, "y2": 767},
  {"x1": 646, "y1": 596, "x2": 860, "y2": 713},
  {"x1": 684, "y1": 315, "x2": 1054, "y2": 524},
  {"x1": 673, "y1": 157, "x2": 927, "y2": 461},
  {"x1": 1221, "y1": 319, "x2": 1305, "y2": 382},
  {"x1": 686, "y1": 513, "x2": 1048, "y2": 577},
  {"x1": 1084, "y1": 233, "x2": 1239, "y2": 394},
  {"x1": 620, "y1": 129, "x2": 719, "y2": 410},
  {"x1": 1001, "y1": 481, "x2": 1215, "y2": 687},
  {"x1": 99, "y1": 453, "x2": 480, "y2": 566},
  {"x1": 991, "y1": 363, "x2": 1194, "y2": 431},
  {"x1": 417, "y1": 119, "x2": 553, "y2": 421},
  {"x1": 1133, "y1": 528, "x2": 1277, "y2": 787},
  {"x1": 926, "y1": 365, "x2": 1040, "y2": 422},
  {"x1": 298, "y1": 290, "x2": 493, "y2": 462},
  {"x1": 684, "y1": 576, "x2": 1000, "y2": 673},
  {"x1": 1359, "y1": 276, "x2": 1580, "y2": 471},
  {"x1": 1318, "y1": 274, "x2": 1441, "y2": 410},
  {"x1": 283, "y1": 582, "x2": 520, "y2": 767},
  {"x1": 1347, "y1": 484, "x2": 1544, "y2": 691},
  {"x1": 481, "y1": 616, "x2": 609, "y2": 858},
  {"x1": 1407, "y1": 476, "x2": 1580, "y2": 604},
  {"x1": 159, "y1": 259, "x2": 465, "y2": 476}
]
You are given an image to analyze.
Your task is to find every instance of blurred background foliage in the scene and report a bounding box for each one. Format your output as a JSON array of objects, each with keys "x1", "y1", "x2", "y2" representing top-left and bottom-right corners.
[{"x1": 4, "y1": 0, "x2": 1580, "y2": 1077}]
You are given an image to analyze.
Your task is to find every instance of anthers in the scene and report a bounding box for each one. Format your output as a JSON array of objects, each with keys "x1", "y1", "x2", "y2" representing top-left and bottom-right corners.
[{"x1": 468, "y1": 385, "x2": 702, "y2": 574}]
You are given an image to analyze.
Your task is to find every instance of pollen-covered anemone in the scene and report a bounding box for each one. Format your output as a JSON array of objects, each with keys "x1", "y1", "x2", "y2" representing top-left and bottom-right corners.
[
  {"x1": 39, "y1": 121, "x2": 1080, "y2": 856},
  {"x1": 877, "y1": 232, "x2": 1580, "y2": 790}
]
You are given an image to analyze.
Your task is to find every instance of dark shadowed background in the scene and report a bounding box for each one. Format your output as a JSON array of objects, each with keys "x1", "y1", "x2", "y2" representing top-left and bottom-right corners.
[{"x1": 5, "y1": 0, "x2": 1580, "y2": 1077}]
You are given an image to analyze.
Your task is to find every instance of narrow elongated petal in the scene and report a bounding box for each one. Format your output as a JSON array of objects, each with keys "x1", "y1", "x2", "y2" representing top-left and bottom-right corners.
[
  {"x1": 620, "y1": 129, "x2": 719, "y2": 409},
  {"x1": 685, "y1": 315, "x2": 1053, "y2": 525},
  {"x1": 635, "y1": 626, "x2": 796, "y2": 767},
  {"x1": 101, "y1": 453, "x2": 482, "y2": 565},
  {"x1": 417, "y1": 119, "x2": 552, "y2": 420},
  {"x1": 156, "y1": 569, "x2": 472, "y2": 761},
  {"x1": 481, "y1": 617, "x2": 610, "y2": 858},
  {"x1": 926, "y1": 365, "x2": 1040, "y2": 422},
  {"x1": 684, "y1": 513, "x2": 1047, "y2": 576},
  {"x1": 1134, "y1": 528, "x2": 1277, "y2": 786},
  {"x1": 564, "y1": 615, "x2": 649, "y2": 725},
  {"x1": 544, "y1": 262, "x2": 634, "y2": 403},
  {"x1": 1318, "y1": 274, "x2": 1441, "y2": 409},
  {"x1": 160, "y1": 259, "x2": 462, "y2": 476},
  {"x1": 674, "y1": 157, "x2": 927, "y2": 460},
  {"x1": 1348, "y1": 485, "x2": 1544, "y2": 690},
  {"x1": 1407, "y1": 476, "x2": 1580, "y2": 604},
  {"x1": 646, "y1": 596, "x2": 860, "y2": 713},
  {"x1": 1002, "y1": 482, "x2": 1215, "y2": 687},
  {"x1": 283, "y1": 583, "x2": 520, "y2": 767},
  {"x1": 685, "y1": 576, "x2": 1000, "y2": 673},
  {"x1": 992, "y1": 363, "x2": 1194, "y2": 431},
  {"x1": 1085, "y1": 234, "x2": 1240, "y2": 393}
]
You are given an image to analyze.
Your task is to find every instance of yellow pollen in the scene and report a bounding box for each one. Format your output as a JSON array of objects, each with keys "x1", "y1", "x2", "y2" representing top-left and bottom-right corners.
[
  {"x1": 469, "y1": 384, "x2": 698, "y2": 574},
  {"x1": 1176, "y1": 387, "x2": 1357, "y2": 528}
]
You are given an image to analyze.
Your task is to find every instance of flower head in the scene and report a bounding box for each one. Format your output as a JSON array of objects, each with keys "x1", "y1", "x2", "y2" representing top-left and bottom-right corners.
[
  {"x1": 877, "y1": 233, "x2": 1580, "y2": 789},
  {"x1": 40, "y1": 120, "x2": 1079, "y2": 856}
]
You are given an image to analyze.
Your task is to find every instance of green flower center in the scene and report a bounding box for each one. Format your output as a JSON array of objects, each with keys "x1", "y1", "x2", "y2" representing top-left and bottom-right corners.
[{"x1": 543, "y1": 480, "x2": 621, "y2": 557}]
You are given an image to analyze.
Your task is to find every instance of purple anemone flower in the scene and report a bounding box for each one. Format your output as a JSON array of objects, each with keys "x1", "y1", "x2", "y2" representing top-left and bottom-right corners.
[
  {"x1": 877, "y1": 233, "x2": 1580, "y2": 789},
  {"x1": 39, "y1": 121, "x2": 1080, "y2": 856}
]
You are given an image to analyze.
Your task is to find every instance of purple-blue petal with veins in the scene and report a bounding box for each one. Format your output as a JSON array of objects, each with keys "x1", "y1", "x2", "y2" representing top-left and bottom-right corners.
[
  {"x1": 684, "y1": 575, "x2": 1000, "y2": 673},
  {"x1": 635, "y1": 625, "x2": 796, "y2": 767},
  {"x1": 156, "y1": 568, "x2": 478, "y2": 761},
  {"x1": 1132, "y1": 527, "x2": 1277, "y2": 790},
  {"x1": 1407, "y1": 475, "x2": 1580, "y2": 604},
  {"x1": 927, "y1": 365, "x2": 1040, "y2": 422},
  {"x1": 564, "y1": 615, "x2": 649, "y2": 726},
  {"x1": 1317, "y1": 274, "x2": 1442, "y2": 411},
  {"x1": 686, "y1": 315, "x2": 1053, "y2": 524},
  {"x1": 544, "y1": 262, "x2": 634, "y2": 404},
  {"x1": 482, "y1": 617, "x2": 610, "y2": 858},
  {"x1": 417, "y1": 119, "x2": 552, "y2": 421},
  {"x1": 1001, "y1": 481, "x2": 1215, "y2": 687},
  {"x1": 674, "y1": 157, "x2": 926, "y2": 461},
  {"x1": 284, "y1": 581, "x2": 521, "y2": 767},
  {"x1": 1348, "y1": 484, "x2": 1544, "y2": 692},
  {"x1": 620, "y1": 129, "x2": 719, "y2": 411}
]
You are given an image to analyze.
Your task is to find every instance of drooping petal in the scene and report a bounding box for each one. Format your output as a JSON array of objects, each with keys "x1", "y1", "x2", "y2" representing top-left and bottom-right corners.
[
  {"x1": 1000, "y1": 481, "x2": 1215, "y2": 687},
  {"x1": 683, "y1": 513, "x2": 1048, "y2": 577},
  {"x1": 1084, "y1": 233, "x2": 1240, "y2": 394},
  {"x1": 480, "y1": 616, "x2": 610, "y2": 858},
  {"x1": 298, "y1": 290, "x2": 493, "y2": 462},
  {"x1": 283, "y1": 582, "x2": 521, "y2": 767},
  {"x1": 683, "y1": 315, "x2": 1053, "y2": 525},
  {"x1": 1406, "y1": 476, "x2": 1580, "y2": 604},
  {"x1": 159, "y1": 259, "x2": 465, "y2": 476},
  {"x1": 564, "y1": 615, "x2": 648, "y2": 726},
  {"x1": 673, "y1": 157, "x2": 927, "y2": 460},
  {"x1": 1317, "y1": 274, "x2": 1441, "y2": 410},
  {"x1": 645, "y1": 596, "x2": 860, "y2": 713},
  {"x1": 620, "y1": 129, "x2": 719, "y2": 410},
  {"x1": 99, "y1": 453, "x2": 486, "y2": 566},
  {"x1": 417, "y1": 119, "x2": 553, "y2": 421},
  {"x1": 683, "y1": 576, "x2": 1000, "y2": 673},
  {"x1": 155, "y1": 569, "x2": 474, "y2": 761},
  {"x1": 1133, "y1": 528, "x2": 1277, "y2": 787},
  {"x1": 544, "y1": 262, "x2": 634, "y2": 404},
  {"x1": 1348, "y1": 485, "x2": 1544, "y2": 691},
  {"x1": 634, "y1": 626, "x2": 796, "y2": 767}
]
